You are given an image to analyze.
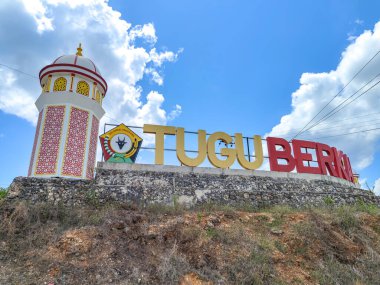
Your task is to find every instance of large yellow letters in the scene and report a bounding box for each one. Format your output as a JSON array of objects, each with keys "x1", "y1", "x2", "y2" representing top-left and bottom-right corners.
[
  {"x1": 207, "y1": 132, "x2": 236, "y2": 168},
  {"x1": 143, "y1": 124, "x2": 176, "y2": 164},
  {"x1": 143, "y1": 124, "x2": 264, "y2": 169},
  {"x1": 235, "y1": 134, "x2": 263, "y2": 170},
  {"x1": 176, "y1": 128, "x2": 207, "y2": 167}
]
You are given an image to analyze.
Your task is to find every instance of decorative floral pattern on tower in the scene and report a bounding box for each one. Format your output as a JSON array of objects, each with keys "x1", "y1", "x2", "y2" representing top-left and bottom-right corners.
[
  {"x1": 28, "y1": 111, "x2": 43, "y2": 176},
  {"x1": 35, "y1": 106, "x2": 65, "y2": 174},
  {"x1": 62, "y1": 107, "x2": 89, "y2": 177},
  {"x1": 86, "y1": 115, "x2": 99, "y2": 179}
]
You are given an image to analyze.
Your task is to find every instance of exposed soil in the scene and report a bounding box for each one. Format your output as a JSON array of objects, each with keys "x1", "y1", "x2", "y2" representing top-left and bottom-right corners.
[{"x1": 0, "y1": 201, "x2": 379, "y2": 285}]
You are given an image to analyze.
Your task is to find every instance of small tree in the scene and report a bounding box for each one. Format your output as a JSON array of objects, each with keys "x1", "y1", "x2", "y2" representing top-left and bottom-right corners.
[{"x1": 0, "y1": 186, "x2": 8, "y2": 200}]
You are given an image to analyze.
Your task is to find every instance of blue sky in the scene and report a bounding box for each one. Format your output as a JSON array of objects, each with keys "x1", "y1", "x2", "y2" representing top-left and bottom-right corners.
[{"x1": 0, "y1": 0, "x2": 380, "y2": 193}]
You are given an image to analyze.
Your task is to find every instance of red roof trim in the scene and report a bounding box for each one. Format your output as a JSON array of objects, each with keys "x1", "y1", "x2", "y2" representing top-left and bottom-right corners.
[
  {"x1": 40, "y1": 69, "x2": 107, "y2": 95},
  {"x1": 39, "y1": 63, "x2": 107, "y2": 91}
]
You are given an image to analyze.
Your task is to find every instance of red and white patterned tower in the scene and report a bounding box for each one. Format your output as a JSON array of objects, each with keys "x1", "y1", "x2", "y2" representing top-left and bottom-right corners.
[{"x1": 28, "y1": 44, "x2": 107, "y2": 179}]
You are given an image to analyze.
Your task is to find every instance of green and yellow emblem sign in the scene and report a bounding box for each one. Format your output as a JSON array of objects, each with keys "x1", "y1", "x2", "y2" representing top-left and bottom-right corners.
[{"x1": 99, "y1": 124, "x2": 142, "y2": 163}]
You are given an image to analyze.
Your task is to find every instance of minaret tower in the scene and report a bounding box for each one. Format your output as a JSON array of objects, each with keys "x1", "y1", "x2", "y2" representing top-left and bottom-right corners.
[{"x1": 28, "y1": 44, "x2": 107, "y2": 179}]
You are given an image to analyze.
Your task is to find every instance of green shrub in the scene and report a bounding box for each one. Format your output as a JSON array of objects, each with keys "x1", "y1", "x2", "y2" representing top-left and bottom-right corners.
[
  {"x1": 85, "y1": 189, "x2": 100, "y2": 207},
  {"x1": 323, "y1": 196, "x2": 335, "y2": 206},
  {"x1": 355, "y1": 199, "x2": 379, "y2": 215},
  {"x1": 274, "y1": 240, "x2": 286, "y2": 253},
  {"x1": 0, "y1": 190, "x2": 7, "y2": 200},
  {"x1": 196, "y1": 212, "x2": 202, "y2": 222},
  {"x1": 205, "y1": 227, "x2": 217, "y2": 238},
  {"x1": 267, "y1": 214, "x2": 284, "y2": 228},
  {"x1": 0, "y1": 186, "x2": 8, "y2": 200},
  {"x1": 293, "y1": 221, "x2": 316, "y2": 239},
  {"x1": 226, "y1": 244, "x2": 282, "y2": 285},
  {"x1": 334, "y1": 206, "x2": 359, "y2": 233},
  {"x1": 146, "y1": 202, "x2": 184, "y2": 216},
  {"x1": 312, "y1": 254, "x2": 380, "y2": 285},
  {"x1": 267, "y1": 205, "x2": 295, "y2": 215}
]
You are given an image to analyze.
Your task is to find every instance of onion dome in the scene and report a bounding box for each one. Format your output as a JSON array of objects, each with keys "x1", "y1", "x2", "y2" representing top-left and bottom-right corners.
[{"x1": 39, "y1": 44, "x2": 107, "y2": 95}]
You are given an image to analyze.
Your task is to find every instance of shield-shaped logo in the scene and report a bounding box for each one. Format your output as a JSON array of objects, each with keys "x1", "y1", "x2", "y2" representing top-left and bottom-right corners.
[{"x1": 99, "y1": 124, "x2": 143, "y2": 163}]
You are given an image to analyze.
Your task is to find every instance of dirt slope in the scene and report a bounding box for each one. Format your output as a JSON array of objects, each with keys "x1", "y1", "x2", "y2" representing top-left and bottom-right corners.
[{"x1": 0, "y1": 201, "x2": 379, "y2": 285}]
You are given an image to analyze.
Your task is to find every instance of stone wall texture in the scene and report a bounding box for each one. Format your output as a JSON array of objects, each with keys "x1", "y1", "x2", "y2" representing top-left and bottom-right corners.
[{"x1": 8, "y1": 162, "x2": 380, "y2": 207}]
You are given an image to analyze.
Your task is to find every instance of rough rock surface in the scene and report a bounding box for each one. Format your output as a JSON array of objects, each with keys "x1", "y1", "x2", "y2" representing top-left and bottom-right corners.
[{"x1": 8, "y1": 163, "x2": 379, "y2": 207}]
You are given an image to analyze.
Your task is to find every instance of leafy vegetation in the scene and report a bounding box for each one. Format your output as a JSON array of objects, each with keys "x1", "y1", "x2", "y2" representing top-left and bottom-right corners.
[
  {"x1": 0, "y1": 186, "x2": 8, "y2": 200},
  {"x1": 323, "y1": 196, "x2": 335, "y2": 206}
]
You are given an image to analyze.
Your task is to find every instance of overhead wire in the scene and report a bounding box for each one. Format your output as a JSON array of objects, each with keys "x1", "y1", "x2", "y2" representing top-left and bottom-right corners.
[
  {"x1": 312, "y1": 111, "x2": 380, "y2": 125},
  {"x1": 294, "y1": 73, "x2": 380, "y2": 136},
  {"x1": 278, "y1": 115, "x2": 380, "y2": 139},
  {"x1": 104, "y1": 115, "x2": 122, "y2": 124},
  {"x1": 290, "y1": 49, "x2": 380, "y2": 140},
  {"x1": 288, "y1": 119, "x2": 380, "y2": 137},
  {"x1": 0, "y1": 63, "x2": 38, "y2": 79},
  {"x1": 2, "y1": 61, "x2": 380, "y2": 143},
  {"x1": 312, "y1": 126, "x2": 380, "y2": 140}
]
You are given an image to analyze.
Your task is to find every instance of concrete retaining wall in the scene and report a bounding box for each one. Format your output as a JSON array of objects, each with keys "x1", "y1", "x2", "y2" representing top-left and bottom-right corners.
[{"x1": 7, "y1": 162, "x2": 380, "y2": 207}]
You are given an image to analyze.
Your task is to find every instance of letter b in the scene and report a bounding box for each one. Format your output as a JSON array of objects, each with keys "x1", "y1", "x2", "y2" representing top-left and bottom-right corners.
[{"x1": 267, "y1": 137, "x2": 295, "y2": 172}]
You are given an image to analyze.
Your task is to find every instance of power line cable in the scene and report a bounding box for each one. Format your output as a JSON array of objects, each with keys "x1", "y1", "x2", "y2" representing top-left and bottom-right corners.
[
  {"x1": 104, "y1": 115, "x2": 122, "y2": 124},
  {"x1": 318, "y1": 79, "x2": 380, "y2": 123},
  {"x1": 314, "y1": 111, "x2": 380, "y2": 126},
  {"x1": 313, "y1": 126, "x2": 380, "y2": 140},
  {"x1": 291, "y1": 49, "x2": 380, "y2": 140},
  {"x1": 2, "y1": 62, "x2": 380, "y2": 143},
  {"x1": 292, "y1": 121, "x2": 380, "y2": 137},
  {"x1": 295, "y1": 73, "x2": 380, "y2": 136},
  {"x1": 0, "y1": 63, "x2": 38, "y2": 79},
  {"x1": 280, "y1": 116, "x2": 380, "y2": 138},
  {"x1": 277, "y1": 109, "x2": 380, "y2": 139},
  {"x1": 297, "y1": 75, "x2": 380, "y2": 135},
  {"x1": 288, "y1": 114, "x2": 380, "y2": 136},
  {"x1": 311, "y1": 117, "x2": 380, "y2": 131}
]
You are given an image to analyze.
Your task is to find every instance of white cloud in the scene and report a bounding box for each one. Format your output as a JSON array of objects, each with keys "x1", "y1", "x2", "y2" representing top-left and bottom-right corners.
[
  {"x1": 0, "y1": 68, "x2": 38, "y2": 123},
  {"x1": 130, "y1": 23, "x2": 157, "y2": 44},
  {"x1": 145, "y1": 68, "x2": 164, "y2": 85},
  {"x1": 21, "y1": 0, "x2": 54, "y2": 33},
  {"x1": 347, "y1": 35, "x2": 357, "y2": 42},
  {"x1": 168, "y1": 104, "x2": 182, "y2": 121},
  {"x1": 358, "y1": 177, "x2": 367, "y2": 189},
  {"x1": 150, "y1": 47, "x2": 183, "y2": 67},
  {"x1": 0, "y1": 0, "x2": 182, "y2": 132},
  {"x1": 374, "y1": 178, "x2": 380, "y2": 195},
  {"x1": 355, "y1": 19, "x2": 364, "y2": 25},
  {"x1": 266, "y1": 22, "x2": 380, "y2": 173}
]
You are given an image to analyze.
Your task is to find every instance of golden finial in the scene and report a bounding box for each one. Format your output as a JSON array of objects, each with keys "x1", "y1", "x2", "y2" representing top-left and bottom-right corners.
[{"x1": 76, "y1": 43, "x2": 83, "y2": 56}]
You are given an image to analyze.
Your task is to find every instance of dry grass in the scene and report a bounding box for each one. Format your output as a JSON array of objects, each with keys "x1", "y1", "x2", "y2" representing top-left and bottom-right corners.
[{"x1": 0, "y1": 200, "x2": 379, "y2": 284}]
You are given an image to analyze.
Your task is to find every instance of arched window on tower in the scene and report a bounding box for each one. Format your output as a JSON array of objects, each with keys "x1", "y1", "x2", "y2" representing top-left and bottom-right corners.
[
  {"x1": 53, "y1": 77, "x2": 67, "y2": 92},
  {"x1": 76, "y1": 81, "x2": 90, "y2": 97}
]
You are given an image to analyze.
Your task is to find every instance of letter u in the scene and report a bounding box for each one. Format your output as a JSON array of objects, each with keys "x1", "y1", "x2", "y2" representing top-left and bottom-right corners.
[
  {"x1": 235, "y1": 134, "x2": 263, "y2": 170},
  {"x1": 176, "y1": 128, "x2": 207, "y2": 167}
]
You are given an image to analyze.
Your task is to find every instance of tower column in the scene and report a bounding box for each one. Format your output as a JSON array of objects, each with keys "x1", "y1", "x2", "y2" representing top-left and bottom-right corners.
[{"x1": 29, "y1": 45, "x2": 107, "y2": 179}]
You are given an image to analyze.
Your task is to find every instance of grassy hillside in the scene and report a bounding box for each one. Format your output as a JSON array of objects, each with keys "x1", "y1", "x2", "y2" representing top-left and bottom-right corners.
[{"x1": 0, "y1": 197, "x2": 379, "y2": 284}]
